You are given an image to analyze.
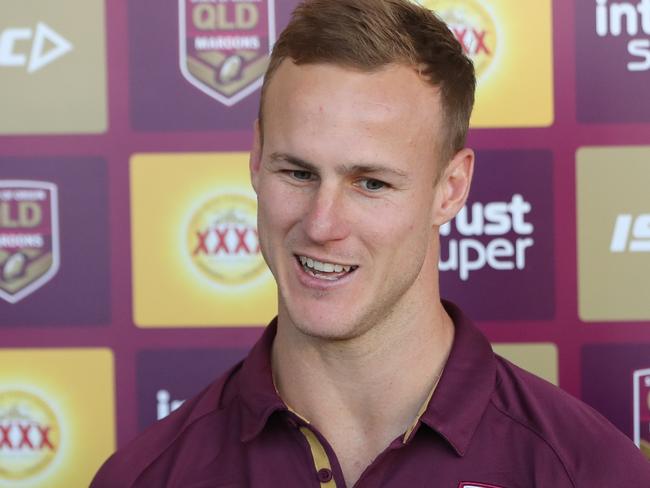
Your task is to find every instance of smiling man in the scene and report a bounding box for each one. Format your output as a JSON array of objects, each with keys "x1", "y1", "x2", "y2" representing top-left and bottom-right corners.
[{"x1": 92, "y1": 1, "x2": 650, "y2": 487}]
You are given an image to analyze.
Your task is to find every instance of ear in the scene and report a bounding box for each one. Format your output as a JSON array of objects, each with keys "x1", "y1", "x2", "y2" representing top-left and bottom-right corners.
[
  {"x1": 250, "y1": 119, "x2": 262, "y2": 193},
  {"x1": 432, "y1": 148, "x2": 474, "y2": 226}
]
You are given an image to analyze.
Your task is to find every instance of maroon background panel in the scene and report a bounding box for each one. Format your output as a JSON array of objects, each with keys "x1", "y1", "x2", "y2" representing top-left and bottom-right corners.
[
  {"x1": 0, "y1": 157, "x2": 110, "y2": 326},
  {"x1": 137, "y1": 348, "x2": 248, "y2": 431},
  {"x1": 575, "y1": 0, "x2": 650, "y2": 122},
  {"x1": 128, "y1": 0, "x2": 298, "y2": 131},
  {"x1": 582, "y1": 343, "x2": 650, "y2": 439},
  {"x1": 0, "y1": 0, "x2": 649, "y2": 461},
  {"x1": 440, "y1": 149, "x2": 554, "y2": 321}
]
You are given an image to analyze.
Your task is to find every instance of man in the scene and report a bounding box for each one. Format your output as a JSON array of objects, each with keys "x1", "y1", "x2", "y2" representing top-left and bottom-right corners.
[{"x1": 92, "y1": 0, "x2": 650, "y2": 486}]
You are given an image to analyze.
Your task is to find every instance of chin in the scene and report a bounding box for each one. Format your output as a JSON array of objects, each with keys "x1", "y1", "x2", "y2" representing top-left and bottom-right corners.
[
  {"x1": 282, "y1": 302, "x2": 368, "y2": 342},
  {"x1": 296, "y1": 321, "x2": 365, "y2": 342}
]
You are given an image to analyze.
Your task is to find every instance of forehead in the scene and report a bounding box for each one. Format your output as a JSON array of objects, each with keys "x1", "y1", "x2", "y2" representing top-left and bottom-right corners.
[{"x1": 261, "y1": 61, "x2": 444, "y2": 164}]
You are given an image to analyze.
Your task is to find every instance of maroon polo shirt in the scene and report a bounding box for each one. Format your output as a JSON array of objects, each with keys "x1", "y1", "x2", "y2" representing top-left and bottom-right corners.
[{"x1": 92, "y1": 302, "x2": 650, "y2": 487}]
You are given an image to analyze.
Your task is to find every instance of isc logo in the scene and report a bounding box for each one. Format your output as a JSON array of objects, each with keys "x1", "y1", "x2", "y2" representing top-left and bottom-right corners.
[
  {"x1": 0, "y1": 22, "x2": 72, "y2": 73},
  {"x1": 610, "y1": 214, "x2": 650, "y2": 252}
]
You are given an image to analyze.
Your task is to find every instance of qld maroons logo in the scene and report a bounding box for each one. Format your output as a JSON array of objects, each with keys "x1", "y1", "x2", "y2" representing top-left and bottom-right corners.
[
  {"x1": 0, "y1": 181, "x2": 60, "y2": 304},
  {"x1": 178, "y1": 0, "x2": 276, "y2": 106},
  {"x1": 187, "y1": 194, "x2": 265, "y2": 285},
  {"x1": 0, "y1": 390, "x2": 61, "y2": 481},
  {"x1": 413, "y1": 0, "x2": 498, "y2": 80},
  {"x1": 633, "y1": 368, "x2": 650, "y2": 460}
]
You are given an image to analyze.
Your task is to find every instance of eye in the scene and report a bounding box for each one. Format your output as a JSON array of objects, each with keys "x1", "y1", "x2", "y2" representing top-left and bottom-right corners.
[
  {"x1": 289, "y1": 170, "x2": 313, "y2": 181},
  {"x1": 359, "y1": 178, "x2": 386, "y2": 192}
]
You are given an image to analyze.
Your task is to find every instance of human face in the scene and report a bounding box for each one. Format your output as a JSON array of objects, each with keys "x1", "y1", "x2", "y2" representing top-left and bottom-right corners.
[{"x1": 251, "y1": 61, "x2": 453, "y2": 341}]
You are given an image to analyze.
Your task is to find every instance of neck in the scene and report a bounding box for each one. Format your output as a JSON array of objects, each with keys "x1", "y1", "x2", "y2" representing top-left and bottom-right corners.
[
  {"x1": 271, "y1": 266, "x2": 454, "y2": 486},
  {"x1": 273, "y1": 300, "x2": 452, "y2": 419}
]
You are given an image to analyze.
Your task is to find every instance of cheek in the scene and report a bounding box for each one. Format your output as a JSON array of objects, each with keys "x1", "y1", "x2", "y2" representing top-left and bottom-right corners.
[
  {"x1": 256, "y1": 196, "x2": 289, "y2": 275},
  {"x1": 360, "y1": 212, "x2": 410, "y2": 252},
  {"x1": 372, "y1": 210, "x2": 432, "y2": 262},
  {"x1": 256, "y1": 184, "x2": 302, "y2": 238}
]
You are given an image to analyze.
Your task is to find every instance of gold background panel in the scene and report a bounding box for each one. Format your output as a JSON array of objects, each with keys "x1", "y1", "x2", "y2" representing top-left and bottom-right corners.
[
  {"x1": 426, "y1": 0, "x2": 553, "y2": 127},
  {"x1": 0, "y1": 348, "x2": 115, "y2": 488},
  {"x1": 131, "y1": 152, "x2": 277, "y2": 327},
  {"x1": 493, "y1": 343, "x2": 558, "y2": 384},
  {"x1": 577, "y1": 146, "x2": 650, "y2": 321},
  {"x1": 0, "y1": 0, "x2": 107, "y2": 134}
]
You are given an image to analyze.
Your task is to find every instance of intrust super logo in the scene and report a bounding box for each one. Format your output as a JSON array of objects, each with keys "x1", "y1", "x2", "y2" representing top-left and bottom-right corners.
[
  {"x1": 0, "y1": 390, "x2": 60, "y2": 481},
  {"x1": 576, "y1": 0, "x2": 650, "y2": 122},
  {"x1": 179, "y1": 0, "x2": 276, "y2": 106},
  {"x1": 439, "y1": 150, "x2": 554, "y2": 320},
  {"x1": 417, "y1": 0, "x2": 497, "y2": 79},
  {"x1": 0, "y1": 181, "x2": 59, "y2": 304},
  {"x1": 187, "y1": 193, "x2": 265, "y2": 285},
  {"x1": 577, "y1": 146, "x2": 650, "y2": 321},
  {"x1": 155, "y1": 389, "x2": 185, "y2": 421},
  {"x1": 440, "y1": 194, "x2": 533, "y2": 281},
  {"x1": 137, "y1": 349, "x2": 247, "y2": 430},
  {"x1": 595, "y1": 0, "x2": 650, "y2": 72}
]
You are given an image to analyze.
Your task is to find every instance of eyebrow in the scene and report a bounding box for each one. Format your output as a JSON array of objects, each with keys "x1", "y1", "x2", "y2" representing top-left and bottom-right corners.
[{"x1": 268, "y1": 152, "x2": 410, "y2": 180}]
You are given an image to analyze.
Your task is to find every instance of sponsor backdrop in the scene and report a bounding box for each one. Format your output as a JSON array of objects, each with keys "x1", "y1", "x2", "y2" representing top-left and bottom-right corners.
[{"x1": 0, "y1": 0, "x2": 648, "y2": 484}]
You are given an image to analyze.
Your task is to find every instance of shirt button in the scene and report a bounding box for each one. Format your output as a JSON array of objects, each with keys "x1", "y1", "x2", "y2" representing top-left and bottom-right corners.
[{"x1": 317, "y1": 468, "x2": 333, "y2": 482}]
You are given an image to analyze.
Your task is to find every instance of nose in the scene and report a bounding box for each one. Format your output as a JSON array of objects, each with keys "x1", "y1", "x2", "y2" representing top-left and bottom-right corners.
[{"x1": 302, "y1": 184, "x2": 351, "y2": 244}]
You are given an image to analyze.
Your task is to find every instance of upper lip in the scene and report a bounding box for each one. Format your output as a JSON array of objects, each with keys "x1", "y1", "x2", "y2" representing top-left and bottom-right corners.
[{"x1": 294, "y1": 253, "x2": 358, "y2": 268}]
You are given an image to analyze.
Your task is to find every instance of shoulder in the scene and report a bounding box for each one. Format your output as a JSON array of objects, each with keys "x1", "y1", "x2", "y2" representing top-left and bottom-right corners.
[
  {"x1": 90, "y1": 363, "x2": 243, "y2": 488},
  {"x1": 491, "y1": 355, "x2": 650, "y2": 486}
]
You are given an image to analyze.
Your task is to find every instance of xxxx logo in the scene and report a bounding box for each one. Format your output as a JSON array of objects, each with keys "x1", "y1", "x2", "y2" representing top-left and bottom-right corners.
[
  {"x1": 0, "y1": 390, "x2": 60, "y2": 481},
  {"x1": 193, "y1": 225, "x2": 259, "y2": 256},
  {"x1": 414, "y1": 0, "x2": 497, "y2": 79},
  {"x1": 178, "y1": 0, "x2": 276, "y2": 106},
  {"x1": 0, "y1": 423, "x2": 54, "y2": 449},
  {"x1": 187, "y1": 193, "x2": 266, "y2": 285}
]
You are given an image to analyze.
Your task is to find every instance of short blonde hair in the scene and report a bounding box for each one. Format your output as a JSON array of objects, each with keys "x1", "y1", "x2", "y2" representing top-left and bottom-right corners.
[{"x1": 259, "y1": 0, "x2": 475, "y2": 163}]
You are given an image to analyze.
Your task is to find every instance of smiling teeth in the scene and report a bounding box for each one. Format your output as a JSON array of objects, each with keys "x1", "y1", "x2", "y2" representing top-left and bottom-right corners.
[{"x1": 298, "y1": 256, "x2": 353, "y2": 273}]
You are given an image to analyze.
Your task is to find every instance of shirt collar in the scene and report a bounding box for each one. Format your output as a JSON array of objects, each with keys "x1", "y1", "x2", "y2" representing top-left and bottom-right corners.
[
  {"x1": 237, "y1": 318, "x2": 288, "y2": 442},
  {"x1": 416, "y1": 300, "x2": 497, "y2": 456},
  {"x1": 236, "y1": 301, "x2": 497, "y2": 454}
]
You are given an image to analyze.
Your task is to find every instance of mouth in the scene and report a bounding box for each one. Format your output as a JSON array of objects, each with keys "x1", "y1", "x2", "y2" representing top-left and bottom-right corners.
[{"x1": 295, "y1": 255, "x2": 359, "y2": 281}]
